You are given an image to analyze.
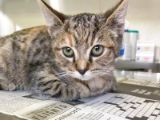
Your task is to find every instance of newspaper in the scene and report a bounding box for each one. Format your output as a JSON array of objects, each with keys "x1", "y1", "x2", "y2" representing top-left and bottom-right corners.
[
  {"x1": 1, "y1": 90, "x2": 160, "y2": 120},
  {"x1": 0, "y1": 91, "x2": 127, "y2": 120}
]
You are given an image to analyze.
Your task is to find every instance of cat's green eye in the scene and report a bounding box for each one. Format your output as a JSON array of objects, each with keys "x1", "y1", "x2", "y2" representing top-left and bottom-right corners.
[
  {"x1": 91, "y1": 45, "x2": 104, "y2": 57},
  {"x1": 62, "y1": 47, "x2": 74, "y2": 58}
]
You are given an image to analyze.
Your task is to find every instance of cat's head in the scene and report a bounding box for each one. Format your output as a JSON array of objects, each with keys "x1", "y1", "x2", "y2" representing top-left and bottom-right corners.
[{"x1": 37, "y1": 0, "x2": 128, "y2": 81}]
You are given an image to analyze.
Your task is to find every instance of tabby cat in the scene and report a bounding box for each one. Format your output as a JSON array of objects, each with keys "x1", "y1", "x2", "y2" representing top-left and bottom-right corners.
[{"x1": 0, "y1": 0, "x2": 128, "y2": 101}]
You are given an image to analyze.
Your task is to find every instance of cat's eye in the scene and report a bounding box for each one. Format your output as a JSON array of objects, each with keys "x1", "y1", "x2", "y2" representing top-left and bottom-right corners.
[
  {"x1": 62, "y1": 47, "x2": 74, "y2": 58},
  {"x1": 91, "y1": 45, "x2": 104, "y2": 57}
]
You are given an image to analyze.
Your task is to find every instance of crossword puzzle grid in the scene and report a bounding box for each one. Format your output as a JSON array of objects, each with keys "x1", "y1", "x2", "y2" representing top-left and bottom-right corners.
[{"x1": 92, "y1": 94, "x2": 160, "y2": 120}]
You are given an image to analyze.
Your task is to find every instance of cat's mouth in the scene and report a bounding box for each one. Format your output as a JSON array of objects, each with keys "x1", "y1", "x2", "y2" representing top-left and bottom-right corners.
[{"x1": 70, "y1": 71, "x2": 94, "y2": 81}]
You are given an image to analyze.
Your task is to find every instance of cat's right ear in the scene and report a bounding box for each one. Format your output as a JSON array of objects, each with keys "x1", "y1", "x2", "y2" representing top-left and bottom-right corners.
[{"x1": 37, "y1": 0, "x2": 66, "y2": 36}]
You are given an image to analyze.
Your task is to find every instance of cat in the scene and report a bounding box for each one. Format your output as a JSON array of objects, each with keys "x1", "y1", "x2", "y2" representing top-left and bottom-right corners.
[{"x1": 0, "y1": 0, "x2": 128, "y2": 101}]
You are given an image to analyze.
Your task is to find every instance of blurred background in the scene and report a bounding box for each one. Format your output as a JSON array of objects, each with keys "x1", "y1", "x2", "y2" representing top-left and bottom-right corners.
[{"x1": 0, "y1": 0, "x2": 160, "y2": 73}]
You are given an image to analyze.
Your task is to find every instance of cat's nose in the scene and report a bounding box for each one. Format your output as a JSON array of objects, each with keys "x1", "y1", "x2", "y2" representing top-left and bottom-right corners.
[
  {"x1": 75, "y1": 59, "x2": 89, "y2": 75},
  {"x1": 78, "y1": 69, "x2": 87, "y2": 75}
]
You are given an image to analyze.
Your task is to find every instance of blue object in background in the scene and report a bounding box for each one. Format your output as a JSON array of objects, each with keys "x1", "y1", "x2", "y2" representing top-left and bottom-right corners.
[{"x1": 119, "y1": 48, "x2": 125, "y2": 57}]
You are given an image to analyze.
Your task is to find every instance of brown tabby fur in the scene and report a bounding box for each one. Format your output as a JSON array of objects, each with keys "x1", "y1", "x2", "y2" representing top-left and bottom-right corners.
[{"x1": 0, "y1": 0, "x2": 128, "y2": 101}]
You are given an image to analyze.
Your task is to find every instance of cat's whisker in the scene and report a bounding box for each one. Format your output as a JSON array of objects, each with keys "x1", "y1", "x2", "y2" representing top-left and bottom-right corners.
[
  {"x1": 92, "y1": 72, "x2": 113, "y2": 77},
  {"x1": 55, "y1": 71, "x2": 73, "y2": 76},
  {"x1": 57, "y1": 72, "x2": 66, "y2": 74},
  {"x1": 101, "y1": 67, "x2": 115, "y2": 70},
  {"x1": 91, "y1": 69, "x2": 113, "y2": 76},
  {"x1": 58, "y1": 74, "x2": 68, "y2": 78},
  {"x1": 92, "y1": 69, "x2": 113, "y2": 72},
  {"x1": 92, "y1": 71, "x2": 112, "y2": 75},
  {"x1": 55, "y1": 72, "x2": 69, "y2": 78},
  {"x1": 57, "y1": 71, "x2": 74, "y2": 78}
]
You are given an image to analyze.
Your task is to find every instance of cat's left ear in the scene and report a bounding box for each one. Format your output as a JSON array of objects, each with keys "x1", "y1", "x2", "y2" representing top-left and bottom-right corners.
[
  {"x1": 37, "y1": 0, "x2": 66, "y2": 36},
  {"x1": 105, "y1": 0, "x2": 128, "y2": 34},
  {"x1": 102, "y1": 0, "x2": 128, "y2": 55}
]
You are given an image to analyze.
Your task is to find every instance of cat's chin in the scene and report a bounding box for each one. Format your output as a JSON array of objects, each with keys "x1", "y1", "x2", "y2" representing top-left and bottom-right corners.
[{"x1": 77, "y1": 77, "x2": 92, "y2": 81}]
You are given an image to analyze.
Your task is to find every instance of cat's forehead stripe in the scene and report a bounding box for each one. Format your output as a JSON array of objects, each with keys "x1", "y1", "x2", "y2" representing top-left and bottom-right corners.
[
  {"x1": 65, "y1": 33, "x2": 75, "y2": 47},
  {"x1": 67, "y1": 14, "x2": 101, "y2": 47}
]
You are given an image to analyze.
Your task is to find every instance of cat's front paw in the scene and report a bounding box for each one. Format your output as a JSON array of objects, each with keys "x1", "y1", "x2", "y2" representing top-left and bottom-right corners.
[
  {"x1": 60, "y1": 85, "x2": 80, "y2": 101},
  {"x1": 37, "y1": 79, "x2": 79, "y2": 101},
  {"x1": 37, "y1": 79, "x2": 62, "y2": 97}
]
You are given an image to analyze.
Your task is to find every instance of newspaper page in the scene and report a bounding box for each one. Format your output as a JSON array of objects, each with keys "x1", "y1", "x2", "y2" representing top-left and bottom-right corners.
[{"x1": 1, "y1": 90, "x2": 160, "y2": 120}]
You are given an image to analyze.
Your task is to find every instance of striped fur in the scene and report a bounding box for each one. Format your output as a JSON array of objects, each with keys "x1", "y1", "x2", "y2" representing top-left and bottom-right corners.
[{"x1": 0, "y1": 0, "x2": 128, "y2": 101}]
